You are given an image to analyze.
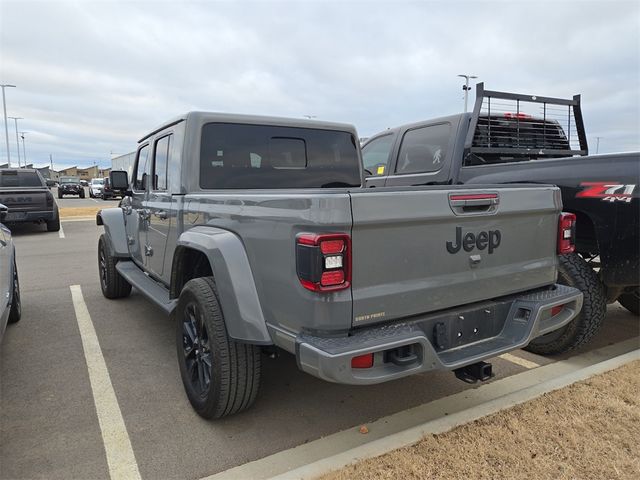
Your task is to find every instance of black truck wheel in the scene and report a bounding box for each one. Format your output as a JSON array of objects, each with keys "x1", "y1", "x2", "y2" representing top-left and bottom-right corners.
[
  {"x1": 176, "y1": 277, "x2": 261, "y2": 419},
  {"x1": 98, "y1": 234, "x2": 132, "y2": 299},
  {"x1": 46, "y1": 212, "x2": 60, "y2": 232},
  {"x1": 58, "y1": 192, "x2": 63, "y2": 199},
  {"x1": 79, "y1": 189, "x2": 85, "y2": 198},
  {"x1": 525, "y1": 253, "x2": 606, "y2": 356},
  {"x1": 618, "y1": 289, "x2": 639, "y2": 315},
  {"x1": 8, "y1": 259, "x2": 21, "y2": 324}
]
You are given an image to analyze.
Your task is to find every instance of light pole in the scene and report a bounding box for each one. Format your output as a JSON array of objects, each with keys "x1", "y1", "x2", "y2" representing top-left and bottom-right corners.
[
  {"x1": 1, "y1": 84, "x2": 16, "y2": 167},
  {"x1": 8, "y1": 116, "x2": 23, "y2": 167},
  {"x1": 20, "y1": 132, "x2": 27, "y2": 165},
  {"x1": 595, "y1": 136, "x2": 602, "y2": 154},
  {"x1": 457, "y1": 74, "x2": 478, "y2": 113}
]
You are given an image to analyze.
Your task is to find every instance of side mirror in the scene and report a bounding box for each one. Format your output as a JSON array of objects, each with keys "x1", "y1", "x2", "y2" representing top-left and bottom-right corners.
[
  {"x1": 0, "y1": 203, "x2": 8, "y2": 222},
  {"x1": 110, "y1": 170, "x2": 129, "y2": 190}
]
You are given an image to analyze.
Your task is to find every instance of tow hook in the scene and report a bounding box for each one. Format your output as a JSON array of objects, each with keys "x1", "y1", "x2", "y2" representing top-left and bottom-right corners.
[{"x1": 454, "y1": 361, "x2": 494, "y2": 384}]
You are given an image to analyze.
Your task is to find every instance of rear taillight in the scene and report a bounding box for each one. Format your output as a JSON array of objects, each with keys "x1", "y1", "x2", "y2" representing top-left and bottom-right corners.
[
  {"x1": 296, "y1": 233, "x2": 351, "y2": 292},
  {"x1": 551, "y1": 305, "x2": 564, "y2": 316},
  {"x1": 46, "y1": 192, "x2": 53, "y2": 207},
  {"x1": 558, "y1": 212, "x2": 576, "y2": 254}
]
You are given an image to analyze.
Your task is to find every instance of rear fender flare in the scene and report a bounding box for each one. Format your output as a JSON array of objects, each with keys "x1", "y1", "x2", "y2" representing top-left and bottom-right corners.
[
  {"x1": 96, "y1": 208, "x2": 129, "y2": 257},
  {"x1": 173, "y1": 226, "x2": 271, "y2": 345}
]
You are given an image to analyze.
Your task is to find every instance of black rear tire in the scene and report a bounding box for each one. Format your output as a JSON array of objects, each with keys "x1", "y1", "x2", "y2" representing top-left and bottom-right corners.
[
  {"x1": 98, "y1": 234, "x2": 132, "y2": 299},
  {"x1": 8, "y1": 259, "x2": 21, "y2": 324},
  {"x1": 176, "y1": 277, "x2": 261, "y2": 419},
  {"x1": 525, "y1": 253, "x2": 606, "y2": 355},
  {"x1": 46, "y1": 212, "x2": 60, "y2": 232},
  {"x1": 618, "y1": 289, "x2": 639, "y2": 315}
]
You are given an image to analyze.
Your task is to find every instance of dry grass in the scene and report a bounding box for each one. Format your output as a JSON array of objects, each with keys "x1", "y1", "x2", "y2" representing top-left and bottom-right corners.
[
  {"x1": 59, "y1": 206, "x2": 102, "y2": 218},
  {"x1": 322, "y1": 361, "x2": 640, "y2": 480}
]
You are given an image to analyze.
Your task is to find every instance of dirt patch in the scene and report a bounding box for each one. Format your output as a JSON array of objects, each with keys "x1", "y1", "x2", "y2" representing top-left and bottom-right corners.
[
  {"x1": 59, "y1": 206, "x2": 102, "y2": 218},
  {"x1": 322, "y1": 360, "x2": 640, "y2": 480}
]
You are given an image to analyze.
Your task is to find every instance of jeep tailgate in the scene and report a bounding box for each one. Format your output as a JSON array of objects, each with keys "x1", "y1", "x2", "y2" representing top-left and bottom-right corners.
[{"x1": 349, "y1": 186, "x2": 561, "y2": 326}]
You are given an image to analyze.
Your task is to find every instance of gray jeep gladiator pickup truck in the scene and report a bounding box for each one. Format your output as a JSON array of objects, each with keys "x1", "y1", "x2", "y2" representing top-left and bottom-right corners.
[{"x1": 97, "y1": 112, "x2": 582, "y2": 419}]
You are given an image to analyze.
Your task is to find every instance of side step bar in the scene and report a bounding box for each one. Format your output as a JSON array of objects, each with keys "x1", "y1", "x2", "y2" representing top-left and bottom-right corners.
[{"x1": 115, "y1": 261, "x2": 177, "y2": 315}]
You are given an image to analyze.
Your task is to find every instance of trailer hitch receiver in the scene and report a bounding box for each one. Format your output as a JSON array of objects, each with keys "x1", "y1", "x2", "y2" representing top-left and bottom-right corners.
[{"x1": 454, "y1": 361, "x2": 494, "y2": 384}]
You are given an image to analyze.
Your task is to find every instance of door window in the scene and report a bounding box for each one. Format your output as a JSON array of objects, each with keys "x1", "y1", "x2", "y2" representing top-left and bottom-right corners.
[
  {"x1": 133, "y1": 144, "x2": 150, "y2": 191},
  {"x1": 361, "y1": 135, "x2": 394, "y2": 176},
  {"x1": 395, "y1": 123, "x2": 451, "y2": 175}
]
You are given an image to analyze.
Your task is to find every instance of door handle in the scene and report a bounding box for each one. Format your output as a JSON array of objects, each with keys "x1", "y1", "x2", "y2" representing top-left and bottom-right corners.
[{"x1": 153, "y1": 210, "x2": 168, "y2": 220}]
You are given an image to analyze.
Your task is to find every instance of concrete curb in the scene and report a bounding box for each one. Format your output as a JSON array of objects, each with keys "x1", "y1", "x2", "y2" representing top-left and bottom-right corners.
[
  {"x1": 204, "y1": 338, "x2": 639, "y2": 480},
  {"x1": 274, "y1": 348, "x2": 639, "y2": 480}
]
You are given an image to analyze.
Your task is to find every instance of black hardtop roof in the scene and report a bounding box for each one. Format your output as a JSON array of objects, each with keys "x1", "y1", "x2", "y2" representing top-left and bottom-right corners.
[{"x1": 138, "y1": 111, "x2": 358, "y2": 144}]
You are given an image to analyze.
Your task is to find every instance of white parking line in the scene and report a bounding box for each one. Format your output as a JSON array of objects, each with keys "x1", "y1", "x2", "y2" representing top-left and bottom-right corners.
[
  {"x1": 59, "y1": 223, "x2": 65, "y2": 239},
  {"x1": 499, "y1": 352, "x2": 541, "y2": 369},
  {"x1": 70, "y1": 285, "x2": 141, "y2": 480}
]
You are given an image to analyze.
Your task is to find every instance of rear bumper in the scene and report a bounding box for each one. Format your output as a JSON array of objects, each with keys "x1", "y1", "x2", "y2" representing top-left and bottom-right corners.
[{"x1": 293, "y1": 284, "x2": 582, "y2": 385}]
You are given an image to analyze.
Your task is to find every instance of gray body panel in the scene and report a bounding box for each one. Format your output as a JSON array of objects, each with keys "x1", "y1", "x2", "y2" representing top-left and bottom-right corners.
[{"x1": 99, "y1": 110, "x2": 581, "y2": 385}]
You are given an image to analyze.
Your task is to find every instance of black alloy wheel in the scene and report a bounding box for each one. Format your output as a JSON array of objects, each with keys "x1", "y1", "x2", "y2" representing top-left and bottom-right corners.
[{"x1": 181, "y1": 302, "x2": 213, "y2": 397}]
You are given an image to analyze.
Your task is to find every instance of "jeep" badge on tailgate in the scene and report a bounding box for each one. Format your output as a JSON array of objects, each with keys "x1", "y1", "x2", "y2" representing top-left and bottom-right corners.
[{"x1": 446, "y1": 226, "x2": 501, "y2": 254}]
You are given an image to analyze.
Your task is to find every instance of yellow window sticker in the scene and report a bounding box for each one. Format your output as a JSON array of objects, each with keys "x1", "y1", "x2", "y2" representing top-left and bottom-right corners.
[{"x1": 376, "y1": 165, "x2": 385, "y2": 175}]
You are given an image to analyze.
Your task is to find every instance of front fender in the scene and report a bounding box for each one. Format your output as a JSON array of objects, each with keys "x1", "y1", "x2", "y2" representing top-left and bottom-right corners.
[
  {"x1": 97, "y1": 208, "x2": 129, "y2": 257},
  {"x1": 175, "y1": 226, "x2": 271, "y2": 345}
]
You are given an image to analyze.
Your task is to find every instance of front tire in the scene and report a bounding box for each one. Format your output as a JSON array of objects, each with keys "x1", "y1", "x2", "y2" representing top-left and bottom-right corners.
[
  {"x1": 58, "y1": 192, "x2": 63, "y2": 199},
  {"x1": 525, "y1": 253, "x2": 606, "y2": 355},
  {"x1": 8, "y1": 259, "x2": 21, "y2": 324},
  {"x1": 176, "y1": 277, "x2": 261, "y2": 419},
  {"x1": 98, "y1": 234, "x2": 131, "y2": 299},
  {"x1": 618, "y1": 289, "x2": 639, "y2": 315},
  {"x1": 79, "y1": 190, "x2": 85, "y2": 198}
]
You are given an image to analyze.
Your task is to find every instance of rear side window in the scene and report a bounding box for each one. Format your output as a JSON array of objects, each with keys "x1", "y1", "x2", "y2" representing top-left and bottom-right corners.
[
  {"x1": 362, "y1": 135, "x2": 394, "y2": 176},
  {"x1": 395, "y1": 123, "x2": 451, "y2": 175},
  {"x1": 0, "y1": 171, "x2": 43, "y2": 187},
  {"x1": 153, "y1": 135, "x2": 171, "y2": 190},
  {"x1": 199, "y1": 123, "x2": 361, "y2": 189},
  {"x1": 133, "y1": 144, "x2": 150, "y2": 190}
]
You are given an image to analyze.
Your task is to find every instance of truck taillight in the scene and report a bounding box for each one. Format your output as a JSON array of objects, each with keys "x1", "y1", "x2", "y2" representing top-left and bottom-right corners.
[
  {"x1": 558, "y1": 212, "x2": 576, "y2": 254},
  {"x1": 46, "y1": 191, "x2": 53, "y2": 207},
  {"x1": 296, "y1": 233, "x2": 351, "y2": 292}
]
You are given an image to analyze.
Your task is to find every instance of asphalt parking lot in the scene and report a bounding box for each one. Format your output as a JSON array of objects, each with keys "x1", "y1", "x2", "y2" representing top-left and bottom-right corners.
[{"x1": 1, "y1": 218, "x2": 638, "y2": 480}]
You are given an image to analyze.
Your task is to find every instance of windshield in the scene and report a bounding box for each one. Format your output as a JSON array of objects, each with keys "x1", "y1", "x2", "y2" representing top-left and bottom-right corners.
[
  {"x1": 60, "y1": 177, "x2": 80, "y2": 184},
  {"x1": 0, "y1": 170, "x2": 43, "y2": 187},
  {"x1": 91, "y1": 179, "x2": 104, "y2": 185}
]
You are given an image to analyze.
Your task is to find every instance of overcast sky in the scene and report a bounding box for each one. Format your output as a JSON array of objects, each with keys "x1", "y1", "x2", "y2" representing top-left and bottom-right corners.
[{"x1": 0, "y1": 0, "x2": 638, "y2": 170}]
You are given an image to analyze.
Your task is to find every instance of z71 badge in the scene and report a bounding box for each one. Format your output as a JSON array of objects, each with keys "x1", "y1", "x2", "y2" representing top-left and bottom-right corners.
[{"x1": 576, "y1": 182, "x2": 637, "y2": 203}]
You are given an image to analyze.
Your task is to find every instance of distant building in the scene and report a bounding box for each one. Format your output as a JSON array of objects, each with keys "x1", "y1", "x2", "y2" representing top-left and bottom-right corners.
[{"x1": 112, "y1": 152, "x2": 136, "y2": 178}]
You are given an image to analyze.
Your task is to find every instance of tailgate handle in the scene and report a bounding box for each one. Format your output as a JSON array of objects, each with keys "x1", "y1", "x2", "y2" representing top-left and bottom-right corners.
[{"x1": 449, "y1": 193, "x2": 499, "y2": 215}]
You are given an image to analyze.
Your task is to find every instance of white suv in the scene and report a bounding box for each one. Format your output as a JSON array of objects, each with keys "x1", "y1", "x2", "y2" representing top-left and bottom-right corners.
[{"x1": 89, "y1": 178, "x2": 105, "y2": 198}]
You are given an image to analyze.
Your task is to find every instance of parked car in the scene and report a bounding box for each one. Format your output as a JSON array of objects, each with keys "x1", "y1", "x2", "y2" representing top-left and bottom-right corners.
[
  {"x1": 80, "y1": 180, "x2": 89, "y2": 187},
  {"x1": 45, "y1": 179, "x2": 58, "y2": 189},
  {"x1": 97, "y1": 112, "x2": 582, "y2": 419},
  {"x1": 0, "y1": 203, "x2": 22, "y2": 345},
  {"x1": 58, "y1": 176, "x2": 85, "y2": 198},
  {"x1": 0, "y1": 168, "x2": 60, "y2": 232},
  {"x1": 101, "y1": 175, "x2": 127, "y2": 200},
  {"x1": 361, "y1": 83, "x2": 639, "y2": 354},
  {"x1": 89, "y1": 178, "x2": 105, "y2": 198}
]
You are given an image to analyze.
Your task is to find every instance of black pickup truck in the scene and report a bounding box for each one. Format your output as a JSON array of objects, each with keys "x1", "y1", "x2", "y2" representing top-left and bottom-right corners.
[
  {"x1": 0, "y1": 168, "x2": 60, "y2": 232},
  {"x1": 362, "y1": 84, "x2": 639, "y2": 355}
]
